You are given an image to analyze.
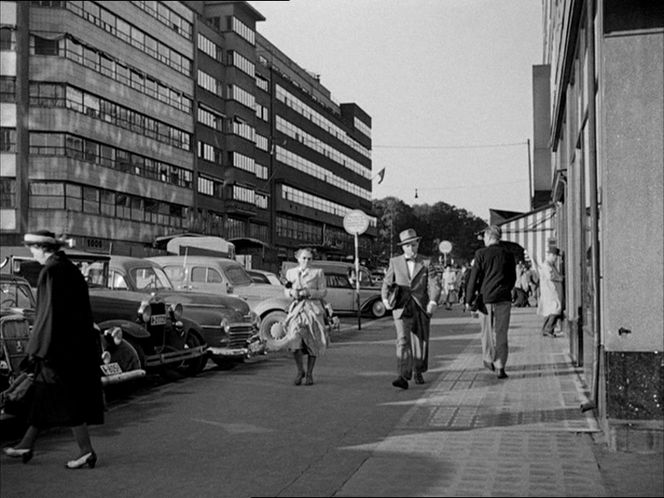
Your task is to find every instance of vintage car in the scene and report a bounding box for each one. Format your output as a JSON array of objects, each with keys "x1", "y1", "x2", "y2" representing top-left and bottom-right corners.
[
  {"x1": 147, "y1": 255, "x2": 293, "y2": 340},
  {"x1": 0, "y1": 272, "x2": 145, "y2": 407},
  {"x1": 0, "y1": 247, "x2": 208, "y2": 376},
  {"x1": 321, "y1": 271, "x2": 387, "y2": 319},
  {"x1": 107, "y1": 256, "x2": 264, "y2": 367}
]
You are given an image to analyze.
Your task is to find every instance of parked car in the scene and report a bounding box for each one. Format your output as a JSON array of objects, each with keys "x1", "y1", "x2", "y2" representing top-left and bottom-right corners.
[
  {"x1": 1, "y1": 247, "x2": 208, "y2": 376},
  {"x1": 107, "y1": 256, "x2": 263, "y2": 368},
  {"x1": 281, "y1": 260, "x2": 378, "y2": 288},
  {"x1": 323, "y1": 271, "x2": 387, "y2": 319},
  {"x1": 247, "y1": 269, "x2": 283, "y2": 286},
  {"x1": 148, "y1": 255, "x2": 292, "y2": 340},
  {"x1": 0, "y1": 272, "x2": 144, "y2": 407}
]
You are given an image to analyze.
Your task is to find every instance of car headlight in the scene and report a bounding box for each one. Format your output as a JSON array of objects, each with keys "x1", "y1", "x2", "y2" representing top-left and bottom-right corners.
[
  {"x1": 138, "y1": 300, "x2": 151, "y2": 324},
  {"x1": 249, "y1": 310, "x2": 260, "y2": 328},
  {"x1": 220, "y1": 317, "x2": 230, "y2": 333},
  {"x1": 169, "y1": 303, "x2": 183, "y2": 321}
]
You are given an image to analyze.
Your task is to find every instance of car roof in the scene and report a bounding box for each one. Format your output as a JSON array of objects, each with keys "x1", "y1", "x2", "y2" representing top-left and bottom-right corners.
[{"x1": 148, "y1": 255, "x2": 240, "y2": 267}]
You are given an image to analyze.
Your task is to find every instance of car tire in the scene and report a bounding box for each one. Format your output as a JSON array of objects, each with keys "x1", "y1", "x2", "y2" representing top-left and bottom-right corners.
[
  {"x1": 183, "y1": 332, "x2": 207, "y2": 376},
  {"x1": 370, "y1": 299, "x2": 387, "y2": 319},
  {"x1": 259, "y1": 310, "x2": 288, "y2": 341}
]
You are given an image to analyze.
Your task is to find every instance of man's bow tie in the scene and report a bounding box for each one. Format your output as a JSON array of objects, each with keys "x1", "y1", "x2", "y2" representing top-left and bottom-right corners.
[{"x1": 405, "y1": 257, "x2": 415, "y2": 262}]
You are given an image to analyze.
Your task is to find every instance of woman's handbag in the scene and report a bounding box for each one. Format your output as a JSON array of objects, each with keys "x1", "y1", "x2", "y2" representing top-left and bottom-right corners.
[{"x1": 0, "y1": 371, "x2": 34, "y2": 414}]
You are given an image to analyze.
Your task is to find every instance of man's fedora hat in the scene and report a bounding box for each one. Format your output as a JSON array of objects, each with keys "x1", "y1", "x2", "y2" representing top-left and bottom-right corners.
[{"x1": 397, "y1": 228, "x2": 421, "y2": 246}]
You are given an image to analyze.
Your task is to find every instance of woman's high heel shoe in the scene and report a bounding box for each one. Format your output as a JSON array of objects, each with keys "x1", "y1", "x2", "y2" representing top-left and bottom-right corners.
[
  {"x1": 3, "y1": 447, "x2": 33, "y2": 464},
  {"x1": 65, "y1": 451, "x2": 97, "y2": 469}
]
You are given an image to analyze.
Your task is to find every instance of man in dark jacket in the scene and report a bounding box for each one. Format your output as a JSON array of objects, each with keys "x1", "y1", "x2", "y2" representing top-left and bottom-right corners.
[{"x1": 465, "y1": 225, "x2": 516, "y2": 379}]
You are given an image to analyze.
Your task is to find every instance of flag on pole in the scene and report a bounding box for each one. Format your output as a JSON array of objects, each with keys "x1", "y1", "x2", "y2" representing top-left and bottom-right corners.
[{"x1": 376, "y1": 168, "x2": 386, "y2": 184}]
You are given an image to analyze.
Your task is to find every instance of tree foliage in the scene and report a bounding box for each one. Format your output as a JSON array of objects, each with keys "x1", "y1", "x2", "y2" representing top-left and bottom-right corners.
[{"x1": 371, "y1": 197, "x2": 487, "y2": 268}]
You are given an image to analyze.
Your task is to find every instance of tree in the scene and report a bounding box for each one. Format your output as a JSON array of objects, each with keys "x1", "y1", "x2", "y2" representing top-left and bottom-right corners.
[{"x1": 371, "y1": 197, "x2": 486, "y2": 268}]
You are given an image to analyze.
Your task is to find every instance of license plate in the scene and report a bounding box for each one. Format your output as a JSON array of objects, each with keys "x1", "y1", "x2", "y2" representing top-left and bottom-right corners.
[
  {"x1": 151, "y1": 314, "x2": 167, "y2": 326},
  {"x1": 100, "y1": 362, "x2": 122, "y2": 376}
]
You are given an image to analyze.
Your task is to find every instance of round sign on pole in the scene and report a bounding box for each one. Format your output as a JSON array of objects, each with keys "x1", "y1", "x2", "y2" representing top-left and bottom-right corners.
[
  {"x1": 343, "y1": 209, "x2": 369, "y2": 235},
  {"x1": 439, "y1": 240, "x2": 453, "y2": 254}
]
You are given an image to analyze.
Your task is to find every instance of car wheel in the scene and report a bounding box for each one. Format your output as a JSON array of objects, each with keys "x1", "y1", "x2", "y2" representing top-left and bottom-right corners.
[
  {"x1": 370, "y1": 299, "x2": 387, "y2": 319},
  {"x1": 183, "y1": 333, "x2": 207, "y2": 376},
  {"x1": 259, "y1": 310, "x2": 288, "y2": 341}
]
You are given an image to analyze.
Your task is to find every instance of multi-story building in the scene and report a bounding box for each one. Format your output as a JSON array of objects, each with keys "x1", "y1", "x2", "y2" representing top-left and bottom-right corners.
[
  {"x1": 0, "y1": 1, "x2": 376, "y2": 271},
  {"x1": 533, "y1": 0, "x2": 663, "y2": 451}
]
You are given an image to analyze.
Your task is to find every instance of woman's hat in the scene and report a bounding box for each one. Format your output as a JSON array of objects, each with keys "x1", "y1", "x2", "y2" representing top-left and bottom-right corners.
[
  {"x1": 397, "y1": 228, "x2": 421, "y2": 245},
  {"x1": 23, "y1": 229, "x2": 63, "y2": 247}
]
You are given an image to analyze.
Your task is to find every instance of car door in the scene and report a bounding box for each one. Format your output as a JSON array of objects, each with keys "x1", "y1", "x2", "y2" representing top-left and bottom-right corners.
[{"x1": 325, "y1": 273, "x2": 356, "y2": 312}]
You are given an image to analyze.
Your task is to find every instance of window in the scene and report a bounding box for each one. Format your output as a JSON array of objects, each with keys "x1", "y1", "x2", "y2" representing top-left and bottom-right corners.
[
  {"x1": 33, "y1": 35, "x2": 58, "y2": 55},
  {"x1": 0, "y1": 27, "x2": 16, "y2": 51},
  {"x1": 191, "y1": 267, "x2": 206, "y2": 283}
]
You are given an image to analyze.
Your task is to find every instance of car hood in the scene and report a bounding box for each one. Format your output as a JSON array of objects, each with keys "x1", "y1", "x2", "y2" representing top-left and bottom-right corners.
[{"x1": 152, "y1": 290, "x2": 251, "y2": 315}]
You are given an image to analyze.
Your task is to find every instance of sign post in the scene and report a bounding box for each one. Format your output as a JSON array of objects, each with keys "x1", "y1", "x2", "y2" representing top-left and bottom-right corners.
[
  {"x1": 439, "y1": 240, "x2": 453, "y2": 266},
  {"x1": 343, "y1": 210, "x2": 369, "y2": 330}
]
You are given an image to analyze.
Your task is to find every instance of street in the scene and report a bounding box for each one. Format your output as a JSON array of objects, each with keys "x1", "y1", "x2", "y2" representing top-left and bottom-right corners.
[
  {"x1": 0, "y1": 310, "x2": 476, "y2": 497},
  {"x1": 2, "y1": 307, "x2": 662, "y2": 497}
]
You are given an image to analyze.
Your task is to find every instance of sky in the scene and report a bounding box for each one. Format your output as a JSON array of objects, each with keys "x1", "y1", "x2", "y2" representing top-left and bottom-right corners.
[{"x1": 248, "y1": 0, "x2": 544, "y2": 221}]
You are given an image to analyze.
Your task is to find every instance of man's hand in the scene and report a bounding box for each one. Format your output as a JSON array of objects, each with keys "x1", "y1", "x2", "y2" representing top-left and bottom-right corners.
[
  {"x1": 383, "y1": 298, "x2": 393, "y2": 311},
  {"x1": 426, "y1": 301, "x2": 436, "y2": 315}
]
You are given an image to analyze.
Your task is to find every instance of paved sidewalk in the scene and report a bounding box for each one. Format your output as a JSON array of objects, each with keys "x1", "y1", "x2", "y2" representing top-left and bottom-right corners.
[{"x1": 335, "y1": 307, "x2": 664, "y2": 497}]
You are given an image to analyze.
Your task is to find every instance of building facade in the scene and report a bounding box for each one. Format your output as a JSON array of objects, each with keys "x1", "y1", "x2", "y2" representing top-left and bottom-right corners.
[
  {"x1": 0, "y1": 1, "x2": 376, "y2": 271},
  {"x1": 535, "y1": 0, "x2": 663, "y2": 450}
]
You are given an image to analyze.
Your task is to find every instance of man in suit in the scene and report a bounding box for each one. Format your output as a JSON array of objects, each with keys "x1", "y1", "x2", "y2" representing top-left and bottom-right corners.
[{"x1": 381, "y1": 229, "x2": 441, "y2": 389}]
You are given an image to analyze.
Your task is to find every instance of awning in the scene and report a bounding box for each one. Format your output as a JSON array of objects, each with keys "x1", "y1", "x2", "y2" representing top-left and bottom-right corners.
[{"x1": 498, "y1": 204, "x2": 557, "y2": 265}]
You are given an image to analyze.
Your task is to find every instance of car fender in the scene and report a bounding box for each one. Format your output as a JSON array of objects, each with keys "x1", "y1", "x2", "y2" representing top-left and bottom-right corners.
[
  {"x1": 98, "y1": 319, "x2": 150, "y2": 340},
  {"x1": 252, "y1": 296, "x2": 291, "y2": 318},
  {"x1": 179, "y1": 316, "x2": 206, "y2": 339}
]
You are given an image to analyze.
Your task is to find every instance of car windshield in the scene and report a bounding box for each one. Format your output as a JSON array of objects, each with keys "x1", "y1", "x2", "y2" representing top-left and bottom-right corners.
[
  {"x1": 130, "y1": 266, "x2": 173, "y2": 290},
  {"x1": 225, "y1": 265, "x2": 253, "y2": 286}
]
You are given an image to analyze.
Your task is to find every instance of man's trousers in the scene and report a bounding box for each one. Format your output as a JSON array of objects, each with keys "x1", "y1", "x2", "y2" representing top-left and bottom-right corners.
[
  {"x1": 479, "y1": 301, "x2": 511, "y2": 369},
  {"x1": 393, "y1": 312, "x2": 430, "y2": 379}
]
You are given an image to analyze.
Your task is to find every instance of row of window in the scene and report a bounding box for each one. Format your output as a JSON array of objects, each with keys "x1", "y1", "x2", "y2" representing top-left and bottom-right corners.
[
  {"x1": 29, "y1": 131, "x2": 193, "y2": 189},
  {"x1": 30, "y1": 34, "x2": 192, "y2": 113},
  {"x1": 197, "y1": 174, "x2": 268, "y2": 209},
  {"x1": 38, "y1": 1, "x2": 193, "y2": 76},
  {"x1": 354, "y1": 116, "x2": 372, "y2": 139},
  {"x1": 276, "y1": 116, "x2": 371, "y2": 180},
  {"x1": 231, "y1": 51, "x2": 255, "y2": 77},
  {"x1": 197, "y1": 105, "x2": 224, "y2": 131},
  {"x1": 131, "y1": 0, "x2": 193, "y2": 40},
  {"x1": 276, "y1": 214, "x2": 322, "y2": 245},
  {"x1": 232, "y1": 151, "x2": 268, "y2": 179},
  {"x1": 276, "y1": 85, "x2": 372, "y2": 160},
  {"x1": 198, "y1": 69, "x2": 223, "y2": 97},
  {"x1": 230, "y1": 17, "x2": 255, "y2": 46},
  {"x1": 229, "y1": 84, "x2": 255, "y2": 110},
  {"x1": 29, "y1": 82, "x2": 191, "y2": 151},
  {"x1": 282, "y1": 184, "x2": 376, "y2": 226},
  {"x1": 197, "y1": 32, "x2": 223, "y2": 62},
  {"x1": 28, "y1": 181, "x2": 186, "y2": 228},
  {"x1": 275, "y1": 146, "x2": 371, "y2": 200}
]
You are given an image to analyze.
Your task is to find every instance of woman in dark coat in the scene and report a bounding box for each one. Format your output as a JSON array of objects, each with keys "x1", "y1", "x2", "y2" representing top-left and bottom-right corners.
[{"x1": 3, "y1": 230, "x2": 104, "y2": 468}]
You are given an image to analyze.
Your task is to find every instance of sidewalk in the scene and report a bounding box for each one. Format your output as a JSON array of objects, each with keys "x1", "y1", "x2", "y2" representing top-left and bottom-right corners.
[{"x1": 335, "y1": 307, "x2": 664, "y2": 497}]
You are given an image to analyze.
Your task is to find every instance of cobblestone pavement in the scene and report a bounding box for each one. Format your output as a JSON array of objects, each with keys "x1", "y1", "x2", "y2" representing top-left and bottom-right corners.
[{"x1": 335, "y1": 308, "x2": 663, "y2": 497}]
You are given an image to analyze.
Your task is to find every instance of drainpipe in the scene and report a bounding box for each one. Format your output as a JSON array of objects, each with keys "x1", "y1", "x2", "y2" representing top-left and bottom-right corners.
[{"x1": 581, "y1": 0, "x2": 602, "y2": 413}]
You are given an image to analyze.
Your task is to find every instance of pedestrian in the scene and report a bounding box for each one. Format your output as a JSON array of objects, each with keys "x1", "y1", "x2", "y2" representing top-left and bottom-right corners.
[
  {"x1": 464, "y1": 225, "x2": 516, "y2": 379},
  {"x1": 279, "y1": 247, "x2": 329, "y2": 386},
  {"x1": 441, "y1": 264, "x2": 457, "y2": 310},
  {"x1": 536, "y1": 246, "x2": 564, "y2": 337},
  {"x1": 3, "y1": 230, "x2": 104, "y2": 468},
  {"x1": 381, "y1": 229, "x2": 441, "y2": 389}
]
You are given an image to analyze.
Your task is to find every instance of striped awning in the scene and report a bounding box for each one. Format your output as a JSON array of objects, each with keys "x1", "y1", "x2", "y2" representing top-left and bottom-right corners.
[{"x1": 498, "y1": 205, "x2": 556, "y2": 265}]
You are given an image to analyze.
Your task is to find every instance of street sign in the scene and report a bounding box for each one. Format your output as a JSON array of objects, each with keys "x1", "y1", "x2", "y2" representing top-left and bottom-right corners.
[
  {"x1": 343, "y1": 209, "x2": 369, "y2": 235},
  {"x1": 439, "y1": 240, "x2": 453, "y2": 254}
]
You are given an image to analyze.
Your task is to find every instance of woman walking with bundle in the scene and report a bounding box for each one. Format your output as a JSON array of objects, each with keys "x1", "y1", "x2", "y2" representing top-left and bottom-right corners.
[
  {"x1": 264, "y1": 248, "x2": 329, "y2": 385},
  {"x1": 3, "y1": 230, "x2": 104, "y2": 468}
]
